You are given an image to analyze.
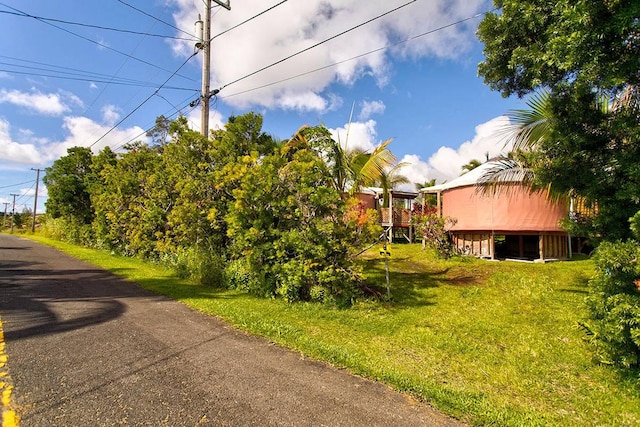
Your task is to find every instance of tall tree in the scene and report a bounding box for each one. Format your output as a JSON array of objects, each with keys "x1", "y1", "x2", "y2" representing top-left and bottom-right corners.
[
  {"x1": 287, "y1": 125, "x2": 396, "y2": 198},
  {"x1": 377, "y1": 163, "x2": 410, "y2": 207},
  {"x1": 43, "y1": 147, "x2": 94, "y2": 224},
  {"x1": 146, "y1": 115, "x2": 171, "y2": 147},
  {"x1": 478, "y1": 1, "x2": 639, "y2": 98},
  {"x1": 478, "y1": 0, "x2": 640, "y2": 240}
]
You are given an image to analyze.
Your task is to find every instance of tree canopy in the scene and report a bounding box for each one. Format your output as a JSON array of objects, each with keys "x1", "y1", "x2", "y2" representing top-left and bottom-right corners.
[
  {"x1": 477, "y1": 0, "x2": 640, "y2": 241},
  {"x1": 478, "y1": 0, "x2": 640, "y2": 98},
  {"x1": 42, "y1": 114, "x2": 387, "y2": 306}
]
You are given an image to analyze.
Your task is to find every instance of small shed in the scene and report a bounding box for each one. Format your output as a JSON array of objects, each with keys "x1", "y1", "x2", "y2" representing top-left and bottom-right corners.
[{"x1": 421, "y1": 162, "x2": 570, "y2": 261}]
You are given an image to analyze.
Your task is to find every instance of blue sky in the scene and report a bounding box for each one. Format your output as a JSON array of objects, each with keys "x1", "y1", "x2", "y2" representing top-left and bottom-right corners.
[{"x1": 0, "y1": 0, "x2": 523, "y2": 214}]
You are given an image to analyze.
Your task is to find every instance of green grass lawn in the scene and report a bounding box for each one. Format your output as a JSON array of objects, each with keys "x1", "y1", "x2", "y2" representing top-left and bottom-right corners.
[{"x1": 23, "y1": 235, "x2": 640, "y2": 426}]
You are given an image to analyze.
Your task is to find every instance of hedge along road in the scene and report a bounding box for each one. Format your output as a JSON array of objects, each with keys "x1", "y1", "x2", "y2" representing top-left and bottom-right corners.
[{"x1": 0, "y1": 234, "x2": 464, "y2": 427}]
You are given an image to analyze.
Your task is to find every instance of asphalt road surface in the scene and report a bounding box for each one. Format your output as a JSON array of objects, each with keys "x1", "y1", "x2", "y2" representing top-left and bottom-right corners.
[{"x1": 0, "y1": 234, "x2": 465, "y2": 426}]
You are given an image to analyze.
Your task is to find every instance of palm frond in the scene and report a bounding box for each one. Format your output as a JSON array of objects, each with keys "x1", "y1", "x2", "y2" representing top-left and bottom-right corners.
[
  {"x1": 613, "y1": 84, "x2": 640, "y2": 114},
  {"x1": 475, "y1": 157, "x2": 536, "y2": 196},
  {"x1": 503, "y1": 89, "x2": 554, "y2": 151},
  {"x1": 353, "y1": 139, "x2": 397, "y2": 191}
]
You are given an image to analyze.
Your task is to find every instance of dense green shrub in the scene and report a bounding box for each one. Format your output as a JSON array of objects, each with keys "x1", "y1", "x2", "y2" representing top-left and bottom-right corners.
[
  {"x1": 172, "y1": 246, "x2": 225, "y2": 287},
  {"x1": 226, "y1": 143, "x2": 371, "y2": 306},
  {"x1": 223, "y1": 258, "x2": 264, "y2": 293},
  {"x1": 42, "y1": 216, "x2": 95, "y2": 247},
  {"x1": 583, "y1": 237, "x2": 640, "y2": 368}
]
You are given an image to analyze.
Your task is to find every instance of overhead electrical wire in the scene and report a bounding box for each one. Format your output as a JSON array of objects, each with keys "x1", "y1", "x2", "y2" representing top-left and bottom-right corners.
[
  {"x1": 0, "y1": 68, "x2": 195, "y2": 91},
  {"x1": 214, "y1": 0, "x2": 417, "y2": 94},
  {"x1": 115, "y1": 0, "x2": 196, "y2": 39},
  {"x1": 0, "y1": 9, "x2": 195, "y2": 41},
  {"x1": 89, "y1": 51, "x2": 198, "y2": 148},
  {"x1": 0, "y1": 180, "x2": 35, "y2": 190},
  {"x1": 210, "y1": 0, "x2": 288, "y2": 41},
  {"x1": 220, "y1": 8, "x2": 496, "y2": 99},
  {"x1": 0, "y1": 55, "x2": 170, "y2": 85},
  {"x1": 0, "y1": 2, "x2": 197, "y2": 83}
]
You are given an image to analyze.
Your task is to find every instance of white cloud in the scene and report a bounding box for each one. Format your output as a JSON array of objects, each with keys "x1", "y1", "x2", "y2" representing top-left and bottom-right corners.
[
  {"x1": 396, "y1": 154, "x2": 431, "y2": 191},
  {"x1": 0, "y1": 88, "x2": 79, "y2": 116},
  {"x1": 0, "y1": 119, "x2": 44, "y2": 164},
  {"x1": 101, "y1": 104, "x2": 121, "y2": 125},
  {"x1": 58, "y1": 116, "x2": 146, "y2": 155},
  {"x1": 328, "y1": 119, "x2": 379, "y2": 152},
  {"x1": 185, "y1": 108, "x2": 225, "y2": 134},
  {"x1": 0, "y1": 116, "x2": 147, "y2": 168},
  {"x1": 359, "y1": 100, "x2": 385, "y2": 120},
  {"x1": 425, "y1": 116, "x2": 512, "y2": 182},
  {"x1": 170, "y1": 0, "x2": 486, "y2": 112}
]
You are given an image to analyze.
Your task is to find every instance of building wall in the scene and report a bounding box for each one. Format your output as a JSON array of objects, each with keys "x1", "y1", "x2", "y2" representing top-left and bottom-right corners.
[{"x1": 441, "y1": 185, "x2": 567, "y2": 232}]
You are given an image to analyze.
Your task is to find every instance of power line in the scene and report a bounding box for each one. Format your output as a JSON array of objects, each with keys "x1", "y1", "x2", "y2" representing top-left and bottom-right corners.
[
  {"x1": 115, "y1": 0, "x2": 196, "y2": 39},
  {"x1": 0, "y1": 9, "x2": 195, "y2": 41},
  {"x1": 0, "y1": 180, "x2": 35, "y2": 189},
  {"x1": 0, "y1": 68, "x2": 195, "y2": 91},
  {"x1": 89, "y1": 52, "x2": 199, "y2": 148},
  {"x1": 80, "y1": 3, "x2": 181, "y2": 124},
  {"x1": 210, "y1": 0, "x2": 288, "y2": 41},
  {"x1": 0, "y1": 55, "x2": 176, "y2": 84},
  {"x1": 215, "y1": 0, "x2": 417, "y2": 94},
  {"x1": 0, "y1": 2, "x2": 197, "y2": 83},
  {"x1": 110, "y1": 93, "x2": 200, "y2": 152},
  {"x1": 221, "y1": 8, "x2": 495, "y2": 99}
]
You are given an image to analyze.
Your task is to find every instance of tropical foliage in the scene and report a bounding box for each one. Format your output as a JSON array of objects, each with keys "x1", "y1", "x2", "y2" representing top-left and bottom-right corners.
[
  {"x1": 412, "y1": 212, "x2": 457, "y2": 259},
  {"x1": 478, "y1": 0, "x2": 640, "y2": 242},
  {"x1": 582, "y1": 232, "x2": 640, "y2": 368},
  {"x1": 43, "y1": 114, "x2": 388, "y2": 305},
  {"x1": 478, "y1": 1, "x2": 640, "y2": 368}
]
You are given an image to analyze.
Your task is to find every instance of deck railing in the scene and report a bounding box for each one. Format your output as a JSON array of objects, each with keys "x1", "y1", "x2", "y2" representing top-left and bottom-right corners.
[{"x1": 380, "y1": 208, "x2": 412, "y2": 226}]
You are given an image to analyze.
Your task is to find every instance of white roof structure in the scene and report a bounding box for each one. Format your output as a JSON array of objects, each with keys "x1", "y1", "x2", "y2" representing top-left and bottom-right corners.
[
  {"x1": 421, "y1": 160, "x2": 528, "y2": 193},
  {"x1": 421, "y1": 162, "x2": 497, "y2": 192}
]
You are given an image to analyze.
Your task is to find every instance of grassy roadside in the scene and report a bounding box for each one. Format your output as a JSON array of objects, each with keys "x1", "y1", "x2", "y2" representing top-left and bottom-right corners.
[{"x1": 23, "y1": 234, "x2": 640, "y2": 426}]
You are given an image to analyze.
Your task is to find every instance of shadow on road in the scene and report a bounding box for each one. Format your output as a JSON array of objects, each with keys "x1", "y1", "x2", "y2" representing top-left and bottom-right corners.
[{"x1": 0, "y1": 239, "x2": 169, "y2": 341}]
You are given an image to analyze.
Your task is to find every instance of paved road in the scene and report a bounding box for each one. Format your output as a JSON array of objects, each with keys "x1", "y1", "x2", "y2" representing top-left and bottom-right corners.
[{"x1": 0, "y1": 234, "x2": 464, "y2": 426}]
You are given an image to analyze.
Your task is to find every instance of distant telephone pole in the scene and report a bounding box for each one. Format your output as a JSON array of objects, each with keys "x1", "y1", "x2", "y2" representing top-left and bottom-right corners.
[
  {"x1": 9, "y1": 193, "x2": 18, "y2": 233},
  {"x1": 31, "y1": 168, "x2": 45, "y2": 232},
  {"x1": 198, "y1": 0, "x2": 230, "y2": 137}
]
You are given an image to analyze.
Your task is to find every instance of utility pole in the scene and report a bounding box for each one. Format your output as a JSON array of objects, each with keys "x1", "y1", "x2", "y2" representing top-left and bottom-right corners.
[
  {"x1": 31, "y1": 168, "x2": 44, "y2": 233},
  {"x1": 198, "y1": 0, "x2": 230, "y2": 137},
  {"x1": 9, "y1": 193, "x2": 18, "y2": 233},
  {"x1": 2, "y1": 202, "x2": 8, "y2": 229}
]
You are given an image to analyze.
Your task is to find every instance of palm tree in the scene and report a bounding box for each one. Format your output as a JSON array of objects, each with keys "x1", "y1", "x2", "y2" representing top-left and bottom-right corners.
[
  {"x1": 377, "y1": 162, "x2": 410, "y2": 207},
  {"x1": 475, "y1": 155, "x2": 537, "y2": 196},
  {"x1": 415, "y1": 179, "x2": 436, "y2": 192},
  {"x1": 500, "y1": 89, "x2": 554, "y2": 152},
  {"x1": 477, "y1": 90, "x2": 554, "y2": 196},
  {"x1": 460, "y1": 159, "x2": 482, "y2": 174},
  {"x1": 286, "y1": 125, "x2": 397, "y2": 200},
  {"x1": 414, "y1": 179, "x2": 437, "y2": 209}
]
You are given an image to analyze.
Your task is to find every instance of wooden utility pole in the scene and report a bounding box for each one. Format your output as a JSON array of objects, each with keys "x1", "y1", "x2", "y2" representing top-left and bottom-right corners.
[
  {"x1": 200, "y1": 0, "x2": 212, "y2": 138},
  {"x1": 199, "y1": 0, "x2": 231, "y2": 137},
  {"x1": 31, "y1": 168, "x2": 44, "y2": 232}
]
